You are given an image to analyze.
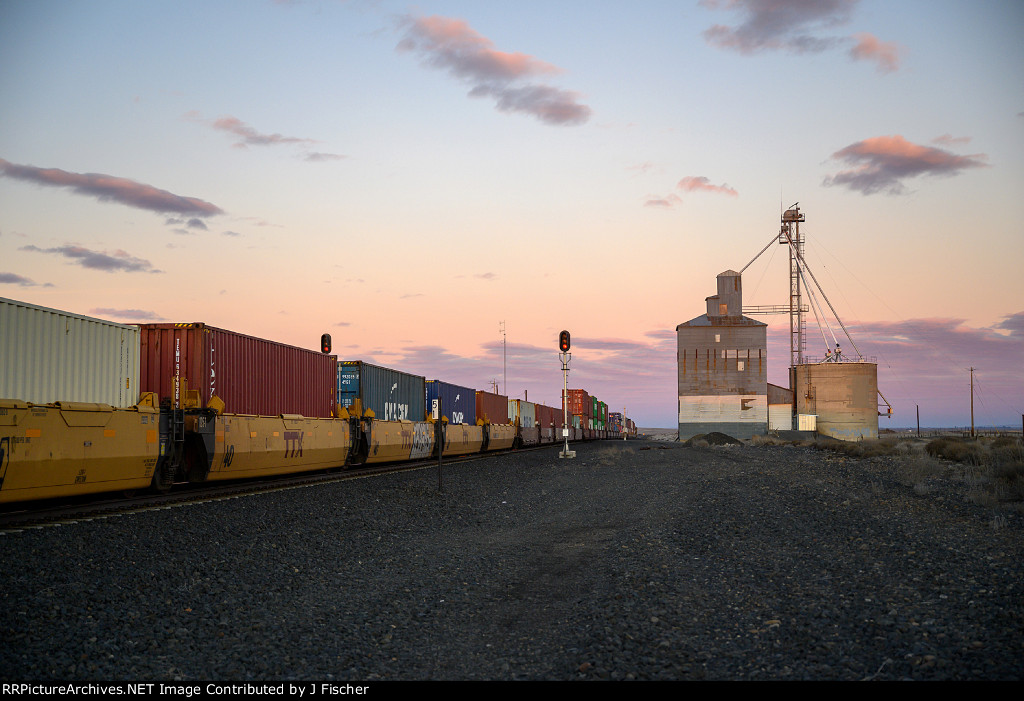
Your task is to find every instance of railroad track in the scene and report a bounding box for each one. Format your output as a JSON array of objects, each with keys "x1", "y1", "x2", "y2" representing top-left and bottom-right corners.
[{"x1": 0, "y1": 443, "x2": 564, "y2": 532}]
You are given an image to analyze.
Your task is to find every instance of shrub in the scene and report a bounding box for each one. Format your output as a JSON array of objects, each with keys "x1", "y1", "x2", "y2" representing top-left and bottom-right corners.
[
  {"x1": 925, "y1": 437, "x2": 986, "y2": 465},
  {"x1": 943, "y1": 441, "x2": 985, "y2": 465},
  {"x1": 925, "y1": 438, "x2": 952, "y2": 458}
]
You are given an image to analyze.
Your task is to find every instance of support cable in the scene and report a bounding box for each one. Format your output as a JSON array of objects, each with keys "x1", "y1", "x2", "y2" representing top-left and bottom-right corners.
[{"x1": 781, "y1": 230, "x2": 863, "y2": 359}]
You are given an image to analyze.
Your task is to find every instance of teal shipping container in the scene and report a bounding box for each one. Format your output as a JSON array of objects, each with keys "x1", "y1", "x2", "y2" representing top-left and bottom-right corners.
[{"x1": 338, "y1": 361, "x2": 425, "y2": 421}]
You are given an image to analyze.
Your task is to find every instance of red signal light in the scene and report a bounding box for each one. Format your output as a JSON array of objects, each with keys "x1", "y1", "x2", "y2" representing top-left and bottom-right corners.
[
  {"x1": 320, "y1": 333, "x2": 332, "y2": 354},
  {"x1": 558, "y1": 330, "x2": 571, "y2": 352}
]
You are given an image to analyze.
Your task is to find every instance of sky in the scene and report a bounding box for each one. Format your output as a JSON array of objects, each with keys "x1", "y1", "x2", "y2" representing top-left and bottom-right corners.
[{"x1": 1, "y1": 0, "x2": 1022, "y2": 429}]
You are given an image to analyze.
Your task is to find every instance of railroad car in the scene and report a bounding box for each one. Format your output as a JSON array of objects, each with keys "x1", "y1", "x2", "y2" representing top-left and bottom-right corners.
[{"x1": 0, "y1": 301, "x2": 637, "y2": 506}]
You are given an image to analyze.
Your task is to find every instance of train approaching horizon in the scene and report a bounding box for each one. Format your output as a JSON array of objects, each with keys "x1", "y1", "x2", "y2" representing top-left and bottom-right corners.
[{"x1": 0, "y1": 297, "x2": 636, "y2": 505}]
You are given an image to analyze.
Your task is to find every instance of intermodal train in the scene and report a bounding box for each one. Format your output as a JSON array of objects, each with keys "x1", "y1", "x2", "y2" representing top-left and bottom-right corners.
[{"x1": 0, "y1": 299, "x2": 637, "y2": 505}]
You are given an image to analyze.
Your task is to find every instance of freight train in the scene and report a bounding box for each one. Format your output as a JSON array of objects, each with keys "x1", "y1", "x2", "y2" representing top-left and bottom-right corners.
[{"x1": 0, "y1": 299, "x2": 636, "y2": 505}]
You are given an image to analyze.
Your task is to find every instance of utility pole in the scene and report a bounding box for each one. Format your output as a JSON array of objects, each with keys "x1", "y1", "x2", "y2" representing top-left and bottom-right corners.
[{"x1": 969, "y1": 367, "x2": 976, "y2": 438}]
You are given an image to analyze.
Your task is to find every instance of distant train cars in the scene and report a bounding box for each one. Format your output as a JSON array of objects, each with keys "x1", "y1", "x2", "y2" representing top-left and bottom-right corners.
[{"x1": 0, "y1": 297, "x2": 637, "y2": 504}]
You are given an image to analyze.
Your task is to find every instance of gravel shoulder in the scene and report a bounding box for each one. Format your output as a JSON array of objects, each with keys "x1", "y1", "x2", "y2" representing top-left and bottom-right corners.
[{"x1": 2, "y1": 441, "x2": 1021, "y2": 681}]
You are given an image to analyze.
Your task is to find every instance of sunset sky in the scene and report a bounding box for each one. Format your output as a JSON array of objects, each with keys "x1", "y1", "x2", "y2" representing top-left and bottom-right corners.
[{"x1": 2, "y1": 0, "x2": 1022, "y2": 429}]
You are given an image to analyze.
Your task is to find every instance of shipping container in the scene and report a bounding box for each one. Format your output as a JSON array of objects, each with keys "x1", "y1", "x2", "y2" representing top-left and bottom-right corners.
[
  {"x1": 139, "y1": 323, "x2": 336, "y2": 417},
  {"x1": 508, "y1": 399, "x2": 535, "y2": 428},
  {"x1": 552, "y1": 405, "x2": 566, "y2": 429},
  {"x1": 534, "y1": 403, "x2": 554, "y2": 429},
  {"x1": 338, "y1": 360, "x2": 425, "y2": 422},
  {"x1": 426, "y1": 380, "x2": 476, "y2": 425},
  {"x1": 565, "y1": 389, "x2": 591, "y2": 418},
  {"x1": 476, "y1": 390, "x2": 511, "y2": 425},
  {"x1": 2, "y1": 297, "x2": 140, "y2": 407}
]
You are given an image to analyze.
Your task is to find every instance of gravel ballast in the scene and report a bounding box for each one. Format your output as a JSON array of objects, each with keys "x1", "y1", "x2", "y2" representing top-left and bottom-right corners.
[{"x1": 1, "y1": 440, "x2": 1021, "y2": 681}]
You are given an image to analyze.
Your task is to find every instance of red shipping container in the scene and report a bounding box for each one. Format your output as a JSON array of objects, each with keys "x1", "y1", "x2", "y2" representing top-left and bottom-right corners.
[
  {"x1": 475, "y1": 390, "x2": 510, "y2": 425},
  {"x1": 565, "y1": 389, "x2": 591, "y2": 418},
  {"x1": 139, "y1": 323, "x2": 336, "y2": 417}
]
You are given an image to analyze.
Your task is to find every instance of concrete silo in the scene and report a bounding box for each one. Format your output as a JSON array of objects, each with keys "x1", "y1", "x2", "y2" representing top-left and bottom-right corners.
[{"x1": 677, "y1": 271, "x2": 767, "y2": 440}]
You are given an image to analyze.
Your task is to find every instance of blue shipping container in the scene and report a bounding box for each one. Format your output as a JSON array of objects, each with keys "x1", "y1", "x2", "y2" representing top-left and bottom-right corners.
[
  {"x1": 425, "y1": 380, "x2": 477, "y2": 426},
  {"x1": 338, "y1": 361, "x2": 426, "y2": 421}
]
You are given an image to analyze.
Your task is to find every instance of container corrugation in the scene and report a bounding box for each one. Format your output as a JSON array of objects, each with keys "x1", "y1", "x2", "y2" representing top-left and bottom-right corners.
[
  {"x1": 139, "y1": 323, "x2": 336, "y2": 417},
  {"x1": 509, "y1": 399, "x2": 535, "y2": 427},
  {"x1": 1, "y1": 297, "x2": 140, "y2": 407},
  {"x1": 565, "y1": 389, "x2": 591, "y2": 418},
  {"x1": 551, "y1": 405, "x2": 566, "y2": 429},
  {"x1": 476, "y1": 390, "x2": 510, "y2": 425},
  {"x1": 338, "y1": 361, "x2": 425, "y2": 422},
  {"x1": 426, "y1": 380, "x2": 477, "y2": 425}
]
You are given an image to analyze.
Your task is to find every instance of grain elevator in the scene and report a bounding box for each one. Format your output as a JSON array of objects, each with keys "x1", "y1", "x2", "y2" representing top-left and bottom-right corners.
[{"x1": 676, "y1": 271, "x2": 767, "y2": 440}]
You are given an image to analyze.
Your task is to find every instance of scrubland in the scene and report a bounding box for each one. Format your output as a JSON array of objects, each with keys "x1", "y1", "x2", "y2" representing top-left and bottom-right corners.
[{"x1": 751, "y1": 433, "x2": 1024, "y2": 520}]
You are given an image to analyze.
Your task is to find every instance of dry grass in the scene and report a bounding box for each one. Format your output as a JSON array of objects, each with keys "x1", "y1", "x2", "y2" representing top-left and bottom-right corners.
[{"x1": 760, "y1": 433, "x2": 1024, "y2": 509}]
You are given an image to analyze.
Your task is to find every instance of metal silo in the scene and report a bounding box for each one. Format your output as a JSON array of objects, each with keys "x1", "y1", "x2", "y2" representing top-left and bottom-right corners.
[
  {"x1": 792, "y1": 361, "x2": 879, "y2": 441},
  {"x1": 676, "y1": 271, "x2": 767, "y2": 440}
]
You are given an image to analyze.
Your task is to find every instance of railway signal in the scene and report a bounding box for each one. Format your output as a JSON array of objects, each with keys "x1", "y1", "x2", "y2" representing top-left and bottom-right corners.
[
  {"x1": 320, "y1": 333, "x2": 332, "y2": 354},
  {"x1": 558, "y1": 330, "x2": 575, "y2": 458}
]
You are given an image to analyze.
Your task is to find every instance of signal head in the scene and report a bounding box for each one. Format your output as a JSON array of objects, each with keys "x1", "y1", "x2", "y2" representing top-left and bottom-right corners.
[
  {"x1": 558, "y1": 330, "x2": 571, "y2": 352},
  {"x1": 321, "y1": 333, "x2": 332, "y2": 354}
]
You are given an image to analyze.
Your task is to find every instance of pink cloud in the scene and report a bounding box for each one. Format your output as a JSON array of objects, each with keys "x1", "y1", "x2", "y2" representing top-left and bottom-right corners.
[
  {"x1": 677, "y1": 176, "x2": 739, "y2": 197},
  {"x1": 0, "y1": 272, "x2": 52, "y2": 287},
  {"x1": 703, "y1": 2, "x2": 906, "y2": 74},
  {"x1": 701, "y1": 0, "x2": 856, "y2": 55},
  {"x1": 0, "y1": 158, "x2": 223, "y2": 217},
  {"x1": 823, "y1": 135, "x2": 988, "y2": 195},
  {"x1": 396, "y1": 14, "x2": 591, "y2": 126},
  {"x1": 397, "y1": 15, "x2": 560, "y2": 83},
  {"x1": 21, "y1": 244, "x2": 162, "y2": 274},
  {"x1": 644, "y1": 176, "x2": 737, "y2": 208},
  {"x1": 644, "y1": 195, "x2": 681, "y2": 208},
  {"x1": 90, "y1": 307, "x2": 164, "y2": 321},
  {"x1": 183, "y1": 112, "x2": 317, "y2": 149},
  {"x1": 849, "y1": 32, "x2": 903, "y2": 73},
  {"x1": 932, "y1": 133, "x2": 972, "y2": 147}
]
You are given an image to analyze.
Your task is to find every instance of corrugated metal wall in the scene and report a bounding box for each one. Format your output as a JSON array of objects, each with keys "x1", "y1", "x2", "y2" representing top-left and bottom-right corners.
[
  {"x1": 475, "y1": 390, "x2": 510, "y2": 425},
  {"x1": 139, "y1": 323, "x2": 336, "y2": 417},
  {"x1": 426, "y1": 380, "x2": 476, "y2": 425},
  {"x1": 794, "y1": 362, "x2": 879, "y2": 441},
  {"x1": 338, "y1": 361, "x2": 426, "y2": 422},
  {"x1": 1, "y1": 297, "x2": 139, "y2": 407},
  {"x1": 677, "y1": 272, "x2": 768, "y2": 441},
  {"x1": 676, "y1": 324, "x2": 768, "y2": 440}
]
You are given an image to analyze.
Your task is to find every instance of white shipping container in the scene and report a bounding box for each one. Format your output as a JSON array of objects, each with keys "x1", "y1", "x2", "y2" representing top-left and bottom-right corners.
[
  {"x1": 1, "y1": 298, "x2": 140, "y2": 407},
  {"x1": 508, "y1": 399, "x2": 536, "y2": 428}
]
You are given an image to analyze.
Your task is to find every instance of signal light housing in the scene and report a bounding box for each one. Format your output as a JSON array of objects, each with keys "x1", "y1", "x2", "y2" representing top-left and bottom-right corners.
[
  {"x1": 320, "y1": 333, "x2": 332, "y2": 354},
  {"x1": 558, "y1": 330, "x2": 571, "y2": 352}
]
